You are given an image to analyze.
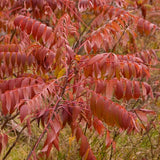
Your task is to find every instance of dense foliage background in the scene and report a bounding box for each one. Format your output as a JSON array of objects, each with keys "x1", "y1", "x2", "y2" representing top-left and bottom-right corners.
[{"x1": 0, "y1": 0, "x2": 160, "y2": 159}]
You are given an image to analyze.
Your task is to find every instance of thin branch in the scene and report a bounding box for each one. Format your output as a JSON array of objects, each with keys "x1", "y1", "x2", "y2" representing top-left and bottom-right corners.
[
  {"x1": 2, "y1": 118, "x2": 36, "y2": 160},
  {"x1": 134, "y1": 111, "x2": 154, "y2": 160},
  {"x1": 73, "y1": 0, "x2": 114, "y2": 52},
  {"x1": 84, "y1": 123, "x2": 88, "y2": 135},
  {"x1": 109, "y1": 130, "x2": 118, "y2": 160},
  {"x1": 25, "y1": 125, "x2": 47, "y2": 160},
  {"x1": 26, "y1": 64, "x2": 72, "y2": 160},
  {"x1": 1, "y1": 112, "x2": 19, "y2": 130},
  {"x1": 131, "y1": 99, "x2": 141, "y2": 109},
  {"x1": 111, "y1": 24, "x2": 130, "y2": 52},
  {"x1": 73, "y1": 15, "x2": 96, "y2": 50},
  {"x1": 10, "y1": 29, "x2": 16, "y2": 43}
]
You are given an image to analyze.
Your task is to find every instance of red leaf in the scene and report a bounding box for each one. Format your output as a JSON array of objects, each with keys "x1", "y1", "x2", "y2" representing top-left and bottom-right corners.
[
  {"x1": 80, "y1": 135, "x2": 89, "y2": 157},
  {"x1": 44, "y1": 27, "x2": 52, "y2": 42},
  {"x1": 50, "y1": 118, "x2": 61, "y2": 134},
  {"x1": 5, "y1": 92, "x2": 11, "y2": 112},
  {"x1": 106, "y1": 80, "x2": 114, "y2": 99},
  {"x1": 114, "y1": 80, "x2": 123, "y2": 99},
  {"x1": 133, "y1": 81, "x2": 140, "y2": 99},
  {"x1": 90, "y1": 93, "x2": 97, "y2": 115},
  {"x1": 93, "y1": 117, "x2": 105, "y2": 135},
  {"x1": 37, "y1": 24, "x2": 46, "y2": 41},
  {"x1": 143, "y1": 82, "x2": 152, "y2": 95},
  {"x1": 86, "y1": 150, "x2": 97, "y2": 160},
  {"x1": 88, "y1": 54, "x2": 102, "y2": 65},
  {"x1": 112, "y1": 140, "x2": 116, "y2": 152},
  {"x1": 95, "y1": 95, "x2": 104, "y2": 118},
  {"x1": 20, "y1": 104, "x2": 29, "y2": 122},
  {"x1": 76, "y1": 127, "x2": 83, "y2": 142},
  {"x1": 72, "y1": 106, "x2": 81, "y2": 122},
  {"x1": 91, "y1": 94, "x2": 138, "y2": 130},
  {"x1": 135, "y1": 110, "x2": 148, "y2": 123},
  {"x1": 3, "y1": 134, "x2": 8, "y2": 147},
  {"x1": 106, "y1": 130, "x2": 112, "y2": 148},
  {"x1": 84, "y1": 40, "x2": 92, "y2": 54},
  {"x1": 42, "y1": 129, "x2": 58, "y2": 155},
  {"x1": 52, "y1": 137, "x2": 59, "y2": 151},
  {"x1": 95, "y1": 80, "x2": 106, "y2": 94},
  {"x1": 125, "y1": 80, "x2": 133, "y2": 100},
  {"x1": 84, "y1": 65, "x2": 93, "y2": 78},
  {"x1": 137, "y1": 109, "x2": 155, "y2": 115},
  {"x1": 14, "y1": 15, "x2": 25, "y2": 27},
  {"x1": 123, "y1": 63, "x2": 130, "y2": 78},
  {"x1": 115, "y1": 62, "x2": 121, "y2": 80},
  {"x1": 137, "y1": 18, "x2": 144, "y2": 34},
  {"x1": 32, "y1": 21, "x2": 41, "y2": 39},
  {"x1": 27, "y1": 118, "x2": 32, "y2": 136},
  {"x1": 26, "y1": 19, "x2": 34, "y2": 34},
  {"x1": 20, "y1": 17, "x2": 28, "y2": 31},
  {"x1": 0, "y1": 134, "x2": 8, "y2": 154}
]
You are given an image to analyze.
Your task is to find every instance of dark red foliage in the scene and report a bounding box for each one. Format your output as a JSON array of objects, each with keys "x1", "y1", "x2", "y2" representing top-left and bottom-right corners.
[{"x1": 0, "y1": 0, "x2": 159, "y2": 159}]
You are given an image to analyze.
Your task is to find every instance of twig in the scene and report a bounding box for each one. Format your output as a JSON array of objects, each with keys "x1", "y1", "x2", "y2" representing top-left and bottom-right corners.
[
  {"x1": 73, "y1": 0, "x2": 114, "y2": 52},
  {"x1": 1, "y1": 112, "x2": 19, "y2": 130},
  {"x1": 111, "y1": 24, "x2": 130, "y2": 52},
  {"x1": 84, "y1": 123, "x2": 88, "y2": 135},
  {"x1": 26, "y1": 64, "x2": 72, "y2": 160},
  {"x1": 109, "y1": 130, "x2": 118, "y2": 160},
  {"x1": 73, "y1": 15, "x2": 96, "y2": 51},
  {"x1": 96, "y1": 133, "x2": 106, "y2": 153},
  {"x1": 134, "y1": 111, "x2": 154, "y2": 160},
  {"x1": 2, "y1": 118, "x2": 36, "y2": 160},
  {"x1": 131, "y1": 99, "x2": 141, "y2": 109},
  {"x1": 10, "y1": 29, "x2": 16, "y2": 43},
  {"x1": 25, "y1": 125, "x2": 47, "y2": 160}
]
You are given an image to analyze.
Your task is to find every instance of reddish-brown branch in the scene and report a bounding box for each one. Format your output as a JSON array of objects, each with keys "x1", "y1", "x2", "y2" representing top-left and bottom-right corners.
[
  {"x1": 2, "y1": 118, "x2": 36, "y2": 160},
  {"x1": 26, "y1": 64, "x2": 72, "y2": 160},
  {"x1": 1, "y1": 112, "x2": 19, "y2": 130}
]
